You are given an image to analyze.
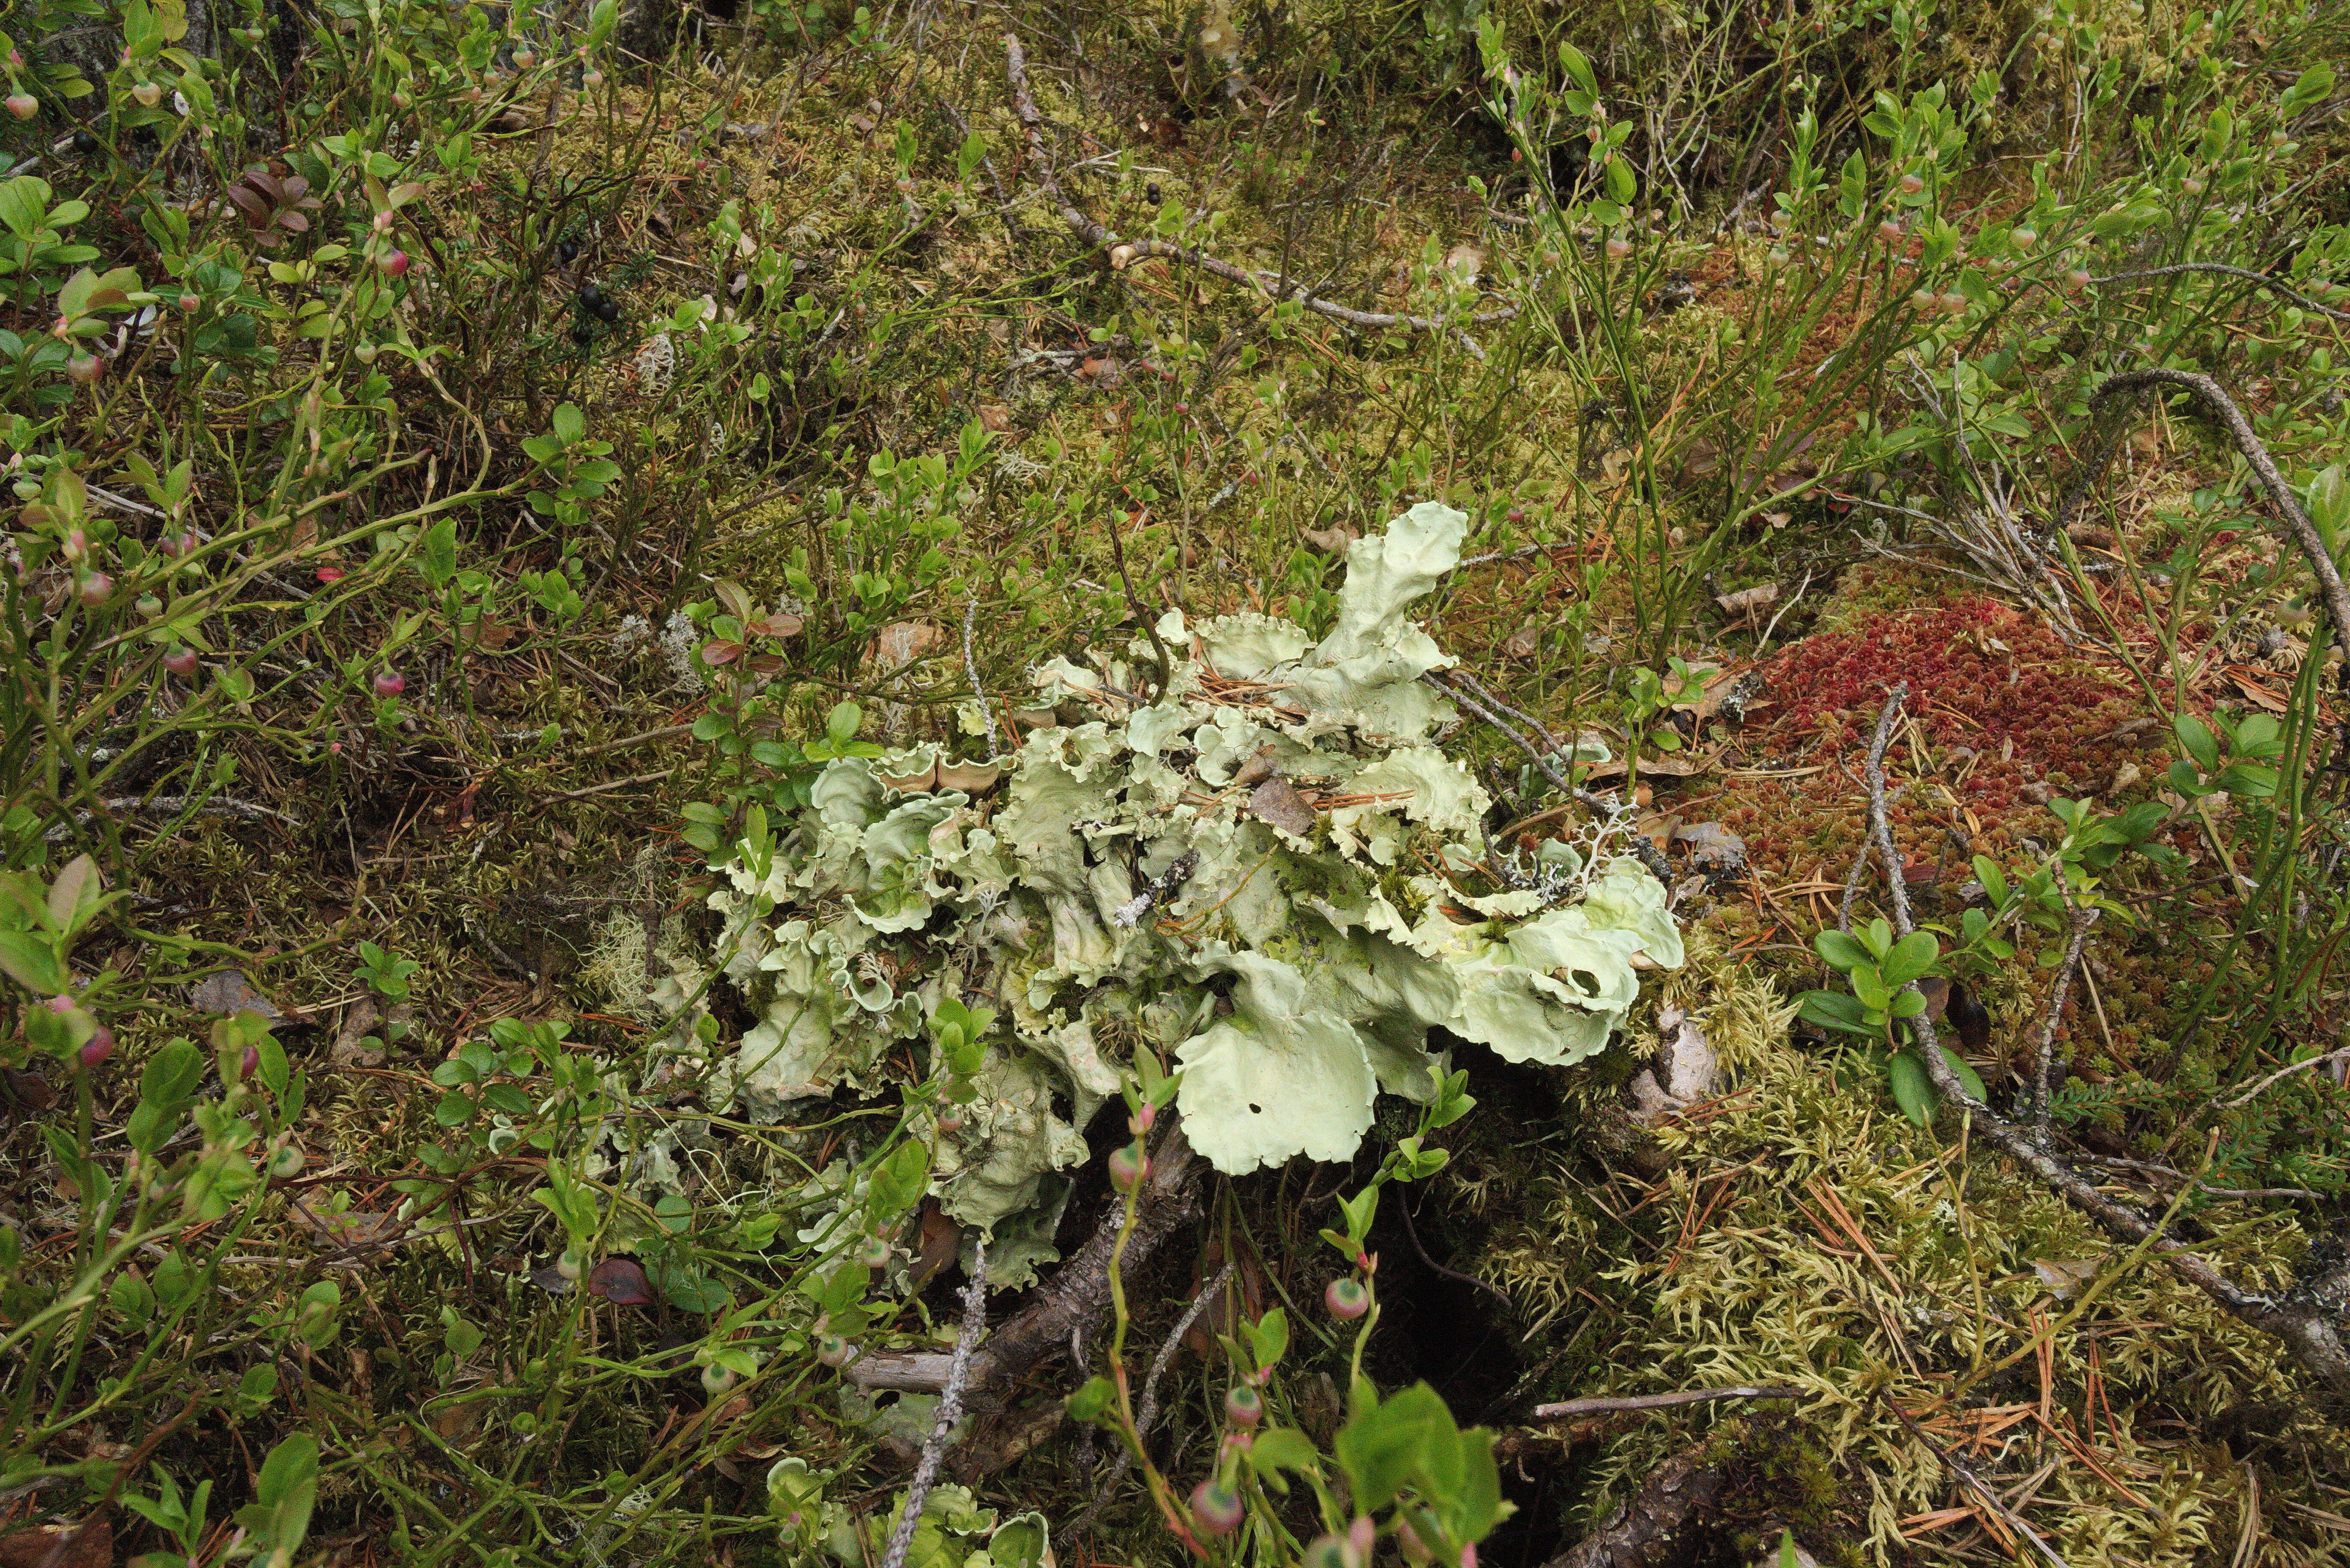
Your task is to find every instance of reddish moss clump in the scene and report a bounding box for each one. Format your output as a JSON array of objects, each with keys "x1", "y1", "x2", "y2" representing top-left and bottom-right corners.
[{"x1": 1699, "y1": 596, "x2": 2171, "y2": 915}]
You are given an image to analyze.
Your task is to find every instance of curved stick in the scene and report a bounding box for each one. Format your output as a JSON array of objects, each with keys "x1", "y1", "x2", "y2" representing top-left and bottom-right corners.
[{"x1": 2057, "y1": 369, "x2": 2350, "y2": 669}]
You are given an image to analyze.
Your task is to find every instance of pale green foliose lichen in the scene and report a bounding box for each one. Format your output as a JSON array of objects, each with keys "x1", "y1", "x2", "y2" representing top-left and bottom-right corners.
[{"x1": 701, "y1": 501, "x2": 1682, "y2": 1256}]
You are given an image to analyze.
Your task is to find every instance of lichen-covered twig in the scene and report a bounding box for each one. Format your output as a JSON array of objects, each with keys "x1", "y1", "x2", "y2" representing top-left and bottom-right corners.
[
  {"x1": 1058, "y1": 1260, "x2": 1237, "y2": 1547},
  {"x1": 1003, "y1": 35, "x2": 1508, "y2": 360},
  {"x1": 1530, "y1": 1385, "x2": 1799, "y2": 1421},
  {"x1": 879, "y1": 1237, "x2": 989, "y2": 1568},
  {"x1": 1860, "y1": 685, "x2": 2350, "y2": 1398},
  {"x1": 961, "y1": 595, "x2": 1000, "y2": 763},
  {"x1": 2087, "y1": 262, "x2": 2350, "y2": 324},
  {"x1": 1423, "y1": 668, "x2": 1675, "y2": 888},
  {"x1": 2026, "y1": 897, "x2": 2100, "y2": 1146}
]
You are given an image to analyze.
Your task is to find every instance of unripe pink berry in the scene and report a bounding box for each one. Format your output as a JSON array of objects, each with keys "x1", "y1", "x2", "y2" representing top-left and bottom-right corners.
[
  {"x1": 178, "y1": 292, "x2": 200, "y2": 312},
  {"x1": 856, "y1": 1235, "x2": 892, "y2": 1268},
  {"x1": 240, "y1": 1044, "x2": 259, "y2": 1079},
  {"x1": 378, "y1": 248, "x2": 410, "y2": 277},
  {"x1": 1325, "y1": 1277, "x2": 1369, "y2": 1320},
  {"x1": 373, "y1": 669, "x2": 404, "y2": 698},
  {"x1": 1898, "y1": 173, "x2": 1924, "y2": 194},
  {"x1": 80, "y1": 1027, "x2": 115, "y2": 1069},
  {"x1": 1108, "y1": 1142, "x2": 1148, "y2": 1193},
  {"x1": 66, "y1": 353, "x2": 104, "y2": 385},
  {"x1": 1302, "y1": 1536, "x2": 1354, "y2": 1568},
  {"x1": 815, "y1": 1333, "x2": 856, "y2": 1368},
  {"x1": 78, "y1": 572, "x2": 113, "y2": 607},
  {"x1": 1189, "y1": 1480, "x2": 1243, "y2": 1538},
  {"x1": 1225, "y1": 1383, "x2": 1263, "y2": 1427},
  {"x1": 1877, "y1": 219, "x2": 1904, "y2": 243},
  {"x1": 1604, "y1": 235, "x2": 1630, "y2": 259},
  {"x1": 5, "y1": 92, "x2": 34, "y2": 120},
  {"x1": 131, "y1": 81, "x2": 161, "y2": 107},
  {"x1": 164, "y1": 644, "x2": 200, "y2": 676},
  {"x1": 2010, "y1": 227, "x2": 2037, "y2": 247},
  {"x1": 2066, "y1": 268, "x2": 2093, "y2": 291}
]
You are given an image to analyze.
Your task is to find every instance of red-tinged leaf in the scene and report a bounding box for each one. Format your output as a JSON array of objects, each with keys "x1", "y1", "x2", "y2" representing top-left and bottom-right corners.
[
  {"x1": 585, "y1": 1257, "x2": 656, "y2": 1306},
  {"x1": 701, "y1": 640, "x2": 742, "y2": 666},
  {"x1": 748, "y1": 612, "x2": 803, "y2": 638},
  {"x1": 278, "y1": 212, "x2": 310, "y2": 234},
  {"x1": 224, "y1": 186, "x2": 269, "y2": 225},
  {"x1": 316, "y1": 566, "x2": 346, "y2": 583}
]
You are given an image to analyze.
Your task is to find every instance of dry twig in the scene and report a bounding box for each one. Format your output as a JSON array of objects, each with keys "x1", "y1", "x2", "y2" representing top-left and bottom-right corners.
[
  {"x1": 880, "y1": 1238, "x2": 989, "y2": 1568},
  {"x1": 1057, "y1": 1261, "x2": 1238, "y2": 1547},
  {"x1": 1530, "y1": 1385, "x2": 1801, "y2": 1421}
]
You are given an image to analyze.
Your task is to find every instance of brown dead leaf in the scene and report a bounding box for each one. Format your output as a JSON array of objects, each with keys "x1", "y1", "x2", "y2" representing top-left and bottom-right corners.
[
  {"x1": 873, "y1": 620, "x2": 945, "y2": 671},
  {"x1": 1714, "y1": 583, "x2": 1777, "y2": 624},
  {"x1": 188, "y1": 968, "x2": 280, "y2": 1023},
  {"x1": 1673, "y1": 438, "x2": 1721, "y2": 485},
  {"x1": 1575, "y1": 747, "x2": 1719, "y2": 785},
  {"x1": 431, "y1": 1395, "x2": 488, "y2": 1442},
  {"x1": 330, "y1": 997, "x2": 385, "y2": 1069},
  {"x1": 294, "y1": 1197, "x2": 403, "y2": 1251},
  {"x1": 1501, "y1": 622, "x2": 1542, "y2": 661},
  {"x1": 976, "y1": 403, "x2": 1012, "y2": 433},
  {"x1": 0, "y1": 1519, "x2": 110, "y2": 1568},
  {"x1": 2, "y1": 1066, "x2": 55, "y2": 1115},
  {"x1": 2227, "y1": 668, "x2": 2291, "y2": 712},
  {"x1": 909, "y1": 1198, "x2": 964, "y2": 1290},
  {"x1": 1231, "y1": 745, "x2": 1280, "y2": 790},
  {"x1": 1248, "y1": 777, "x2": 1319, "y2": 839},
  {"x1": 1300, "y1": 524, "x2": 1355, "y2": 556}
]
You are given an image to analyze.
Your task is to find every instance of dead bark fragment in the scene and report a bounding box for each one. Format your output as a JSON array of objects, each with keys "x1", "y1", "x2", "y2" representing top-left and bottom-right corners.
[
  {"x1": 1545, "y1": 1444, "x2": 1729, "y2": 1568},
  {"x1": 849, "y1": 1117, "x2": 1200, "y2": 1403}
]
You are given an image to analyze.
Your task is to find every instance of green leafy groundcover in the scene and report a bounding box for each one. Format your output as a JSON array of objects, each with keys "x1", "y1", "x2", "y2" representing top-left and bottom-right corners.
[{"x1": 703, "y1": 502, "x2": 1682, "y2": 1275}]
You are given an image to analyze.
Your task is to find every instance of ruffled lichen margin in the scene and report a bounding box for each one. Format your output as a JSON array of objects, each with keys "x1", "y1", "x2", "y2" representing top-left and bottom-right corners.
[{"x1": 693, "y1": 501, "x2": 1680, "y2": 1281}]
